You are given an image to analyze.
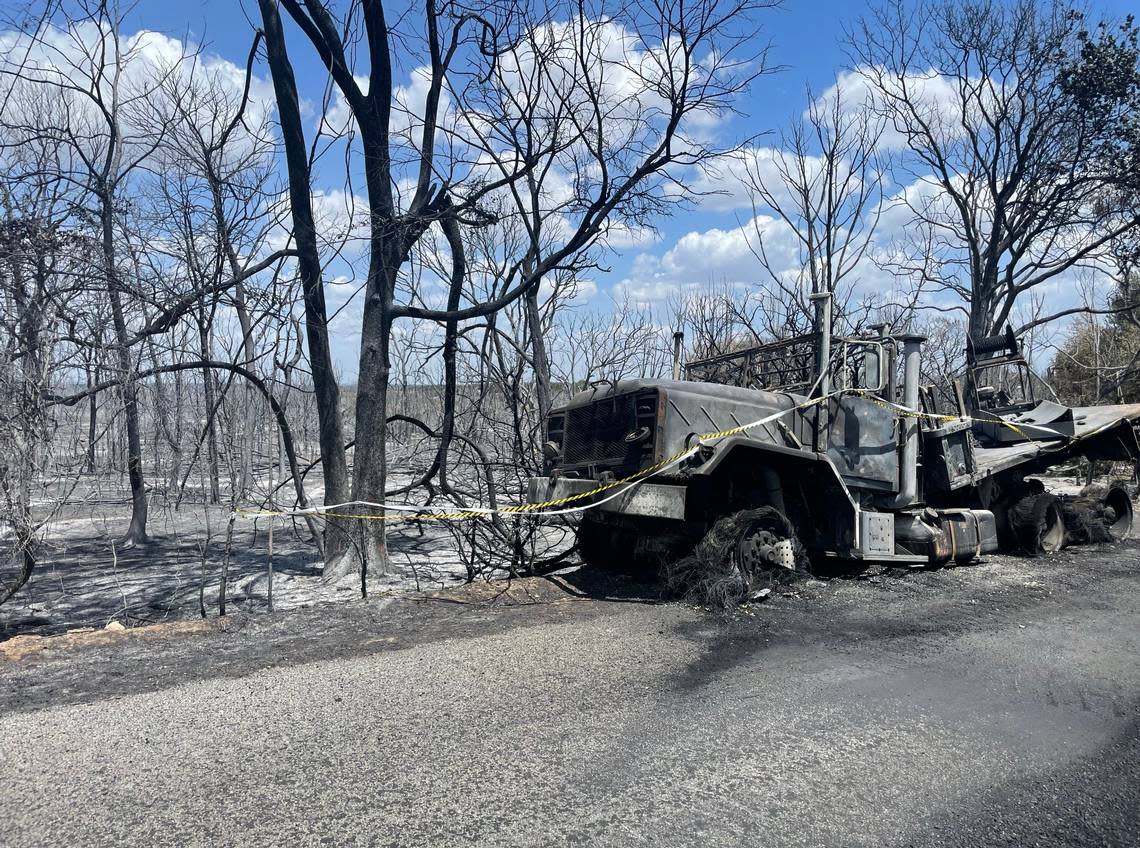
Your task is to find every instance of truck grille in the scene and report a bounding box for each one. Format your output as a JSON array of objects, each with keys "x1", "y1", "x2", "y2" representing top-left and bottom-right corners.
[{"x1": 551, "y1": 389, "x2": 658, "y2": 472}]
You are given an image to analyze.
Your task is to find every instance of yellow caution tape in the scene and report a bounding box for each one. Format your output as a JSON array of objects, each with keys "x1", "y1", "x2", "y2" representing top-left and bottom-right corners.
[
  {"x1": 238, "y1": 388, "x2": 1067, "y2": 524},
  {"x1": 237, "y1": 443, "x2": 705, "y2": 523},
  {"x1": 847, "y1": 389, "x2": 1042, "y2": 443},
  {"x1": 238, "y1": 394, "x2": 830, "y2": 523}
]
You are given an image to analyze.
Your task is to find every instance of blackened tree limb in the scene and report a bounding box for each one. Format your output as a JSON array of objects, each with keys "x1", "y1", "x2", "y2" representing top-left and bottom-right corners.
[{"x1": 47, "y1": 358, "x2": 321, "y2": 549}]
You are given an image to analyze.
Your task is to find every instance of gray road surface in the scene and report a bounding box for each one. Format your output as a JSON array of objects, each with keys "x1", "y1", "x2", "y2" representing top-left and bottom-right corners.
[{"x1": 1, "y1": 543, "x2": 1138, "y2": 847}]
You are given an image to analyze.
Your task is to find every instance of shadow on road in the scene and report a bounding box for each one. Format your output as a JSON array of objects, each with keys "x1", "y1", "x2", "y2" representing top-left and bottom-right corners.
[
  {"x1": 665, "y1": 541, "x2": 1140, "y2": 694},
  {"x1": 544, "y1": 564, "x2": 668, "y2": 605}
]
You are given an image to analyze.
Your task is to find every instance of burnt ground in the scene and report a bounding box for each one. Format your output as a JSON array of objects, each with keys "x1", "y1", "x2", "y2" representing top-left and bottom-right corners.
[
  {"x1": 1, "y1": 540, "x2": 1138, "y2": 846},
  {"x1": 0, "y1": 499, "x2": 483, "y2": 638}
]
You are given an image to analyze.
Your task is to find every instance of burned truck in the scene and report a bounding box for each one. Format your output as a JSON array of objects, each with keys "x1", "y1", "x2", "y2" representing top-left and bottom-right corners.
[{"x1": 527, "y1": 322, "x2": 1138, "y2": 584}]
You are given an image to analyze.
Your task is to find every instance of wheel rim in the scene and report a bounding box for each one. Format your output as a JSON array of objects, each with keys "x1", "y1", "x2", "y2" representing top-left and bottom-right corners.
[
  {"x1": 736, "y1": 523, "x2": 796, "y2": 575},
  {"x1": 1040, "y1": 502, "x2": 1065, "y2": 553},
  {"x1": 1103, "y1": 488, "x2": 1134, "y2": 539}
]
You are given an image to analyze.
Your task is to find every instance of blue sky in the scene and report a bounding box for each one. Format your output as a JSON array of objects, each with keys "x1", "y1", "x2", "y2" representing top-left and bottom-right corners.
[
  {"x1": 127, "y1": 0, "x2": 862, "y2": 273},
  {"x1": 114, "y1": 0, "x2": 1138, "y2": 374}
]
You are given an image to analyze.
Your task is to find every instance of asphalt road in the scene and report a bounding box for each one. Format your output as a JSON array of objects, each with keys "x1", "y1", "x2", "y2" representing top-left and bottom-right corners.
[{"x1": 1, "y1": 542, "x2": 1139, "y2": 847}]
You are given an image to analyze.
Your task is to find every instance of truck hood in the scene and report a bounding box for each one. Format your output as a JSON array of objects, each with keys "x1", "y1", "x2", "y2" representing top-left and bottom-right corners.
[{"x1": 559, "y1": 379, "x2": 808, "y2": 412}]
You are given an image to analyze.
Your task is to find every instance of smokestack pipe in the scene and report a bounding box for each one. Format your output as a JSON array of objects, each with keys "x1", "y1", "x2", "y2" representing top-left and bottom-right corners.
[
  {"x1": 808, "y1": 291, "x2": 832, "y2": 397},
  {"x1": 892, "y1": 334, "x2": 926, "y2": 508},
  {"x1": 672, "y1": 330, "x2": 684, "y2": 380}
]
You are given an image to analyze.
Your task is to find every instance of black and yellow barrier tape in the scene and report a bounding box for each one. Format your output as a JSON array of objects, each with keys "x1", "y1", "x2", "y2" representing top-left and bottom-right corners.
[
  {"x1": 238, "y1": 388, "x2": 1079, "y2": 524},
  {"x1": 847, "y1": 389, "x2": 1040, "y2": 444},
  {"x1": 236, "y1": 393, "x2": 832, "y2": 523}
]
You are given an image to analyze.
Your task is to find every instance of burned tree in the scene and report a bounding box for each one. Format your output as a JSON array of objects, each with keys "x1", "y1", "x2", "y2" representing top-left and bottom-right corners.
[
  {"x1": 0, "y1": 2, "x2": 189, "y2": 546},
  {"x1": 257, "y1": 0, "x2": 776, "y2": 582},
  {"x1": 851, "y1": 0, "x2": 1140, "y2": 339},
  {"x1": 743, "y1": 78, "x2": 886, "y2": 337}
]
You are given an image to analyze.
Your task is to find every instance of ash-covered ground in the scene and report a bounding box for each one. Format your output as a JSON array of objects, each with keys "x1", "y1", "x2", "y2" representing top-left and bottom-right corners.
[
  {"x1": 0, "y1": 469, "x2": 1130, "y2": 639},
  {"x1": 1, "y1": 531, "x2": 1138, "y2": 846},
  {"x1": 1, "y1": 493, "x2": 487, "y2": 638}
]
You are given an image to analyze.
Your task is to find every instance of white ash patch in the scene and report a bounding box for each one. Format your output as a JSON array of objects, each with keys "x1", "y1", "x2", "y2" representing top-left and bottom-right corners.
[{"x1": 1, "y1": 486, "x2": 480, "y2": 637}]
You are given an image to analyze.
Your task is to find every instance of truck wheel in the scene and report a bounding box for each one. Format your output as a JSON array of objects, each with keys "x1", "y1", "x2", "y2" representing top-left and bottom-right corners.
[
  {"x1": 735, "y1": 509, "x2": 801, "y2": 574},
  {"x1": 1102, "y1": 485, "x2": 1134, "y2": 539},
  {"x1": 665, "y1": 508, "x2": 804, "y2": 607},
  {"x1": 1008, "y1": 492, "x2": 1066, "y2": 555}
]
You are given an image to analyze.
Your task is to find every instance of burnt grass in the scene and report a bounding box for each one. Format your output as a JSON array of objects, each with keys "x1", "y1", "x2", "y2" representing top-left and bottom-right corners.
[{"x1": 0, "y1": 500, "x2": 473, "y2": 638}]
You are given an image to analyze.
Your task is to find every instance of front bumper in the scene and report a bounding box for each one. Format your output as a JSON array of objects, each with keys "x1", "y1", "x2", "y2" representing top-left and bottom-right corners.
[{"x1": 526, "y1": 476, "x2": 686, "y2": 521}]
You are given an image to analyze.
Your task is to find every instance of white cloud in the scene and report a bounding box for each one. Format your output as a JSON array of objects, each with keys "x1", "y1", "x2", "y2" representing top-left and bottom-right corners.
[
  {"x1": 613, "y1": 194, "x2": 928, "y2": 314},
  {"x1": 0, "y1": 22, "x2": 276, "y2": 171},
  {"x1": 267, "y1": 187, "x2": 371, "y2": 254},
  {"x1": 814, "y1": 67, "x2": 965, "y2": 152},
  {"x1": 614, "y1": 217, "x2": 783, "y2": 304},
  {"x1": 319, "y1": 73, "x2": 370, "y2": 136},
  {"x1": 319, "y1": 66, "x2": 452, "y2": 153},
  {"x1": 540, "y1": 277, "x2": 598, "y2": 303},
  {"x1": 599, "y1": 221, "x2": 662, "y2": 250},
  {"x1": 684, "y1": 146, "x2": 834, "y2": 214}
]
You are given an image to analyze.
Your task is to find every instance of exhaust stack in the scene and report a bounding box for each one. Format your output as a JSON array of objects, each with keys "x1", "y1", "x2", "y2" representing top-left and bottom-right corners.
[
  {"x1": 809, "y1": 291, "x2": 832, "y2": 397},
  {"x1": 893, "y1": 334, "x2": 926, "y2": 508}
]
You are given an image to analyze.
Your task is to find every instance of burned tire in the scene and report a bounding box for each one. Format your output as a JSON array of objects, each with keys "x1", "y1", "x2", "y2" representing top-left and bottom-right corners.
[
  {"x1": 1062, "y1": 484, "x2": 1135, "y2": 544},
  {"x1": 1060, "y1": 497, "x2": 1114, "y2": 545},
  {"x1": 1007, "y1": 492, "x2": 1066, "y2": 555},
  {"x1": 664, "y1": 508, "x2": 804, "y2": 607},
  {"x1": 1101, "y1": 485, "x2": 1134, "y2": 539}
]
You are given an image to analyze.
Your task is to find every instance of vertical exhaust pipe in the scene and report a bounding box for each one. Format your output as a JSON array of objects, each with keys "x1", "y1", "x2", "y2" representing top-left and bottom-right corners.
[
  {"x1": 672, "y1": 330, "x2": 684, "y2": 380},
  {"x1": 808, "y1": 291, "x2": 832, "y2": 397},
  {"x1": 893, "y1": 334, "x2": 926, "y2": 508},
  {"x1": 808, "y1": 291, "x2": 833, "y2": 452}
]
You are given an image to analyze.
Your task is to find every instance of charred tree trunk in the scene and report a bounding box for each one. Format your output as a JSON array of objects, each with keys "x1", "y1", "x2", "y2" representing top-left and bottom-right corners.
[
  {"x1": 86, "y1": 356, "x2": 99, "y2": 474},
  {"x1": 197, "y1": 308, "x2": 222, "y2": 505},
  {"x1": 208, "y1": 176, "x2": 258, "y2": 500},
  {"x1": 435, "y1": 207, "x2": 466, "y2": 492},
  {"x1": 525, "y1": 284, "x2": 552, "y2": 425},
  {"x1": 342, "y1": 246, "x2": 399, "y2": 580},
  {"x1": 259, "y1": 0, "x2": 350, "y2": 564},
  {"x1": 99, "y1": 185, "x2": 148, "y2": 547},
  {"x1": 1, "y1": 243, "x2": 44, "y2": 602}
]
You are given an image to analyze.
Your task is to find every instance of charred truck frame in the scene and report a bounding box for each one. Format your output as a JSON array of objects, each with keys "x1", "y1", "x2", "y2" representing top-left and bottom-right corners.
[{"x1": 528, "y1": 298, "x2": 1139, "y2": 577}]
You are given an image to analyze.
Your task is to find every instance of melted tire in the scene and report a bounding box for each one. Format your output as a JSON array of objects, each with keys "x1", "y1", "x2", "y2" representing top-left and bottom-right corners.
[
  {"x1": 1102, "y1": 485, "x2": 1134, "y2": 540},
  {"x1": 664, "y1": 507, "x2": 805, "y2": 607},
  {"x1": 1007, "y1": 492, "x2": 1066, "y2": 556}
]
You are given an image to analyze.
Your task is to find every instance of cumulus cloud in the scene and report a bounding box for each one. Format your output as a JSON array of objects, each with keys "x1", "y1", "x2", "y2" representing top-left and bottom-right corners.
[
  {"x1": 0, "y1": 22, "x2": 276, "y2": 171},
  {"x1": 599, "y1": 221, "x2": 662, "y2": 250},
  {"x1": 683, "y1": 146, "x2": 835, "y2": 214},
  {"x1": 813, "y1": 67, "x2": 965, "y2": 152},
  {"x1": 613, "y1": 196, "x2": 924, "y2": 312},
  {"x1": 464, "y1": 17, "x2": 700, "y2": 149},
  {"x1": 267, "y1": 187, "x2": 371, "y2": 255},
  {"x1": 319, "y1": 65, "x2": 454, "y2": 155},
  {"x1": 613, "y1": 217, "x2": 782, "y2": 304},
  {"x1": 540, "y1": 276, "x2": 598, "y2": 303}
]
